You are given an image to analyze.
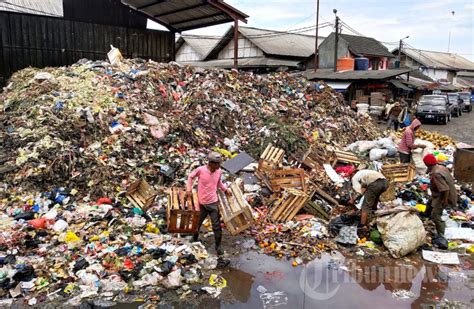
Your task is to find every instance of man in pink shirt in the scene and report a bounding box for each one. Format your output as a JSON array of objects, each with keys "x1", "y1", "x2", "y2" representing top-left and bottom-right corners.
[
  {"x1": 398, "y1": 118, "x2": 425, "y2": 163},
  {"x1": 187, "y1": 152, "x2": 230, "y2": 255}
]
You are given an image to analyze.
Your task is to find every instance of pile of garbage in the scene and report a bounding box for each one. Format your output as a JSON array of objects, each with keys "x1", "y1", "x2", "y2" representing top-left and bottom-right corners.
[
  {"x1": 0, "y1": 58, "x2": 380, "y2": 197},
  {"x1": 0, "y1": 188, "x2": 229, "y2": 306}
]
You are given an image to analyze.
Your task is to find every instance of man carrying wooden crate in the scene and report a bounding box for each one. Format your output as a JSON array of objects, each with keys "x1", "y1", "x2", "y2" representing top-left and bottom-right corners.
[
  {"x1": 187, "y1": 152, "x2": 231, "y2": 256},
  {"x1": 350, "y1": 169, "x2": 389, "y2": 230}
]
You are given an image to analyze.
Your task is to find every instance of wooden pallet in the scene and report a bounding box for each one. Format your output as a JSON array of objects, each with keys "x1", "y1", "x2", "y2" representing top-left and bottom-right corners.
[
  {"x1": 381, "y1": 163, "x2": 416, "y2": 183},
  {"x1": 167, "y1": 187, "x2": 200, "y2": 234},
  {"x1": 217, "y1": 182, "x2": 254, "y2": 235},
  {"x1": 269, "y1": 168, "x2": 306, "y2": 193},
  {"x1": 269, "y1": 188, "x2": 309, "y2": 222},
  {"x1": 304, "y1": 200, "x2": 330, "y2": 221},
  {"x1": 258, "y1": 144, "x2": 284, "y2": 171},
  {"x1": 126, "y1": 179, "x2": 157, "y2": 211},
  {"x1": 332, "y1": 149, "x2": 361, "y2": 166}
]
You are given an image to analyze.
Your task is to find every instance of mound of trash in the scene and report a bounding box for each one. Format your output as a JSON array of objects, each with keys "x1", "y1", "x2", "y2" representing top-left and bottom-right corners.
[{"x1": 0, "y1": 58, "x2": 381, "y2": 197}]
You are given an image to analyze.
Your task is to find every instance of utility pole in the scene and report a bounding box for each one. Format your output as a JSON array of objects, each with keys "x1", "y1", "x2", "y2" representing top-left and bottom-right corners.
[
  {"x1": 313, "y1": 0, "x2": 320, "y2": 72},
  {"x1": 448, "y1": 11, "x2": 455, "y2": 52},
  {"x1": 398, "y1": 39, "x2": 402, "y2": 60},
  {"x1": 398, "y1": 36, "x2": 409, "y2": 66},
  {"x1": 233, "y1": 19, "x2": 239, "y2": 69},
  {"x1": 333, "y1": 9, "x2": 339, "y2": 72}
]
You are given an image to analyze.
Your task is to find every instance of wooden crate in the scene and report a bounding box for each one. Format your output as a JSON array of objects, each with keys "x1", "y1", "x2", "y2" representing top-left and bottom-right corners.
[
  {"x1": 258, "y1": 144, "x2": 284, "y2": 171},
  {"x1": 332, "y1": 150, "x2": 361, "y2": 166},
  {"x1": 217, "y1": 182, "x2": 254, "y2": 235},
  {"x1": 381, "y1": 163, "x2": 416, "y2": 183},
  {"x1": 126, "y1": 179, "x2": 157, "y2": 211},
  {"x1": 269, "y1": 168, "x2": 306, "y2": 193},
  {"x1": 300, "y1": 146, "x2": 333, "y2": 170},
  {"x1": 167, "y1": 188, "x2": 200, "y2": 234},
  {"x1": 269, "y1": 188, "x2": 309, "y2": 222}
]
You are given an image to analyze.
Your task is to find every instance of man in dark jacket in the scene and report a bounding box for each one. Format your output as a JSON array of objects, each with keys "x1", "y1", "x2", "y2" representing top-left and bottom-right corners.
[{"x1": 423, "y1": 154, "x2": 457, "y2": 236}]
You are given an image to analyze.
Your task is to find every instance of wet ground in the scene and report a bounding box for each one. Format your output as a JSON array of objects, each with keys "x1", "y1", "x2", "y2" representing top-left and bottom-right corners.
[{"x1": 100, "y1": 232, "x2": 473, "y2": 309}]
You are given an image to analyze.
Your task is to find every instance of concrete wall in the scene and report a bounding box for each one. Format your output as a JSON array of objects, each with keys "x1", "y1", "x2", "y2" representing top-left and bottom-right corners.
[
  {"x1": 318, "y1": 33, "x2": 350, "y2": 69},
  {"x1": 218, "y1": 34, "x2": 263, "y2": 59}
]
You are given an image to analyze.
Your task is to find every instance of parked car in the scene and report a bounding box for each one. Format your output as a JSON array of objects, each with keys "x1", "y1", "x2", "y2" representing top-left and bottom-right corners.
[
  {"x1": 459, "y1": 92, "x2": 472, "y2": 112},
  {"x1": 447, "y1": 93, "x2": 463, "y2": 117},
  {"x1": 415, "y1": 95, "x2": 453, "y2": 125}
]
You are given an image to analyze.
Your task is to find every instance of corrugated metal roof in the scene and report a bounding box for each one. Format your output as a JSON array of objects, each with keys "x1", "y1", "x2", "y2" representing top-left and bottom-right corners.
[
  {"x1": 304, "y1": 68, "x2": 412, "y2": 81},
  {"x1": 179, "y1": 57, "x2": 300, "y2": 68},
  {"x1": 240, "y1": 27, "x2": 324, "y2": 58},
  {"x1": 0, "y1": 0, "x2": 63, "y2": 17},
  {"x1": 120, "y1": 0, "x2": 247, "y2": 32},
  {"x1": 455, "y1": 77, "x2": 474, "y2": 88},
  {"x1": 206, "y1": 26, "x2": 324, "y2": 60},
  {"x1": 402, "y1": 48, "x2": 474, "y2": 71},
  {"x1": 458, "y1": 71, "x2": 474, "y2": 77},
  {"x1": 338, "y1": 33, "x2": 394, "y2": 58},
  {"x1": 176, "y1": 35, "x2": 220, "y2": 59},
  {"x1": 390, "y1": 80, "x2": 412, "y2": 91}
]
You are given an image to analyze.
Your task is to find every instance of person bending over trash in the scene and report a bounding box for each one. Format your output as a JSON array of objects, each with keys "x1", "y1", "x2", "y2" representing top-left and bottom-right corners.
[
  {"x1": 351, "y1": 169, "x2": 389, "y2": 230},
  {"x1": 398, "y1": 118, "x2": 425, "y2": 163},
  {"x1": 423, "y1": 154, "x2": 457, "y2": 237},
  {"x1": 187, "y1": 152, "x2": 231, "y2": 256}
]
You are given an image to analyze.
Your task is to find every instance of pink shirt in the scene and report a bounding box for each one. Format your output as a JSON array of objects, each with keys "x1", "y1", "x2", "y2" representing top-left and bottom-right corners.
[{"x1": 186, "y1": 165, "x2": 228, "y2": 205}]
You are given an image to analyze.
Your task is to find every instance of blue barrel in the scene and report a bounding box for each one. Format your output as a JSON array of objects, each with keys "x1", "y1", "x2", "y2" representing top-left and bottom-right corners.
[{"x1": 354, "y1": 57, "x2": 369, "y2": 71}]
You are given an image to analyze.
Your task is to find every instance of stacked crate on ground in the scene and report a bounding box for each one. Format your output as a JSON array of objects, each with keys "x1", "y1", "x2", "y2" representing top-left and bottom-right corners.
[
  {"x1": 126, "y1": 179, "x2": 157, "y2": 211},
  {"x1": 332, "y1": 149, "x2": 361, "y2": 166},
  {"x1": 258, "y1": 144, "x2": 284, "y2": 172},
  {"x1": 217, "y1": 182, "x2": 254, "y2": 235},
  {"x1": 269, "y1": 188, "x2": 309, "y2": 222},
  {"x1": 167, "y1": 188, "x2": 200, "y2": 234},
  {"x1": 381, "y1": 164, "x2": 416, "y2": 183},
  {"x1": 370, "y1": 92, "x2": 385, "y2": 106},
  {"x1": 269, "y1": 168, "x2": 307, "y2": 193},
  {"x1": 355, "y1": 90, "x2": 365, "y2": 100}
]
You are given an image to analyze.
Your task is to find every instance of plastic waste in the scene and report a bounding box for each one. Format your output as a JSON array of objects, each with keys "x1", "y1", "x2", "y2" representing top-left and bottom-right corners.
[{"x1": 53, "y1": 219, "x2": 68, "y2": 232}]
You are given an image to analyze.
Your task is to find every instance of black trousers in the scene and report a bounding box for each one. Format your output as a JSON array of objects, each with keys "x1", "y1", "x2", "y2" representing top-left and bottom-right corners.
[
  {"x1": 194, "y1": 202, "x2": 222, "y2": 249},
  {"x1": 399, "y1": 152, "x2": 411, "y2": 163}
]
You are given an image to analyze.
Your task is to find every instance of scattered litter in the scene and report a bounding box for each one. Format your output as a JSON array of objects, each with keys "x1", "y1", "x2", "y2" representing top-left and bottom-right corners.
[{"x1": 422, "y1": 250, "x2": 460, "y2": 265}]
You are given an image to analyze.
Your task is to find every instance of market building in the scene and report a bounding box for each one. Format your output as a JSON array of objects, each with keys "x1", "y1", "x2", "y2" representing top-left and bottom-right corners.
[
  {"x1": 393, "y1": 47, "x2": 474, "y2": 84},
  {"x1": 175, "y1": 35, "x2": 220, "y2": 62},
  {"x1": 307, "y1": 32, "x2": 395, "y2": 71},
  {"x1": 178, "y1": 26, "x2": 325, "y2": 72}
]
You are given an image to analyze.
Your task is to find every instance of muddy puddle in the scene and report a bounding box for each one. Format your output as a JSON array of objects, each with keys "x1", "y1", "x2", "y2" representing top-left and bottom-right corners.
[{"x1": 106, "y1": 248, "x2": 473, "y2": 309}]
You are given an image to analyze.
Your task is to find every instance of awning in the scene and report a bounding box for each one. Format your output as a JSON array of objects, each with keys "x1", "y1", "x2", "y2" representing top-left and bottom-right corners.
[
  {"x1": 390, "y1": 80, "x2": 412, "y2": 91},
  {"x1": 326, "y1": 81, "x2": 352, "y2": 90}
]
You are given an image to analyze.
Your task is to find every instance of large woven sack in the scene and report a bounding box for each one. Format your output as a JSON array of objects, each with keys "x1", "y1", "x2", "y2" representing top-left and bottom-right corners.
[{"x1": 376, "y1": 206, "x2": 426, "y2": 258}]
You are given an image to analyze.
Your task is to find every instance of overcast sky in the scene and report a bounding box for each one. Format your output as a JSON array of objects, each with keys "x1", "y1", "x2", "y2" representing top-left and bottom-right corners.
[{"x1": 149, "y1": 0, "x2": 474, "y2": 60}]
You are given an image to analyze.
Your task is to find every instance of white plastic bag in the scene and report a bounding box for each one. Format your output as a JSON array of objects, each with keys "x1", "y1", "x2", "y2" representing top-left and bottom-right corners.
[
  {"x1": 107, "y1": 45, "x2": 123, "y2": 66},
  {"x1": 411, "y1": 139, "x2": 435, "y2": 174},
  {"x1": 369, "y1": 148, "x2": 388, "y2": 161},
  {"x1": 376, "y1": 206, "x2": 426, "y2": 258}
]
